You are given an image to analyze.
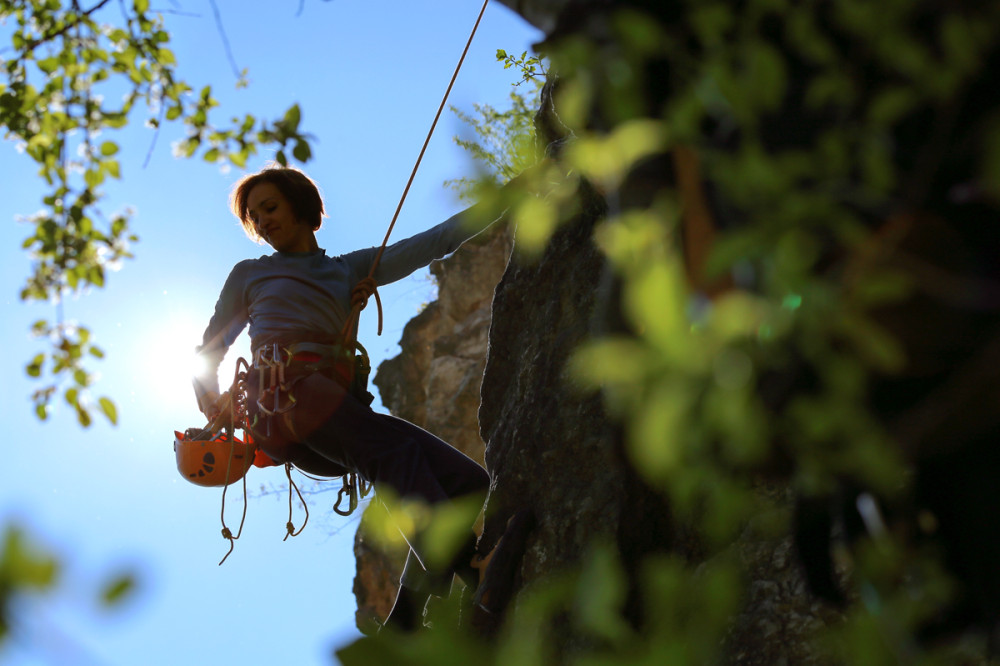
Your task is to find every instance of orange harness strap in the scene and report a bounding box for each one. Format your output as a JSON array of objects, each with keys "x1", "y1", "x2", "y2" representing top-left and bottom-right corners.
[{"x1": 673, "y1": 145, "x2": 733, "y2": 298}]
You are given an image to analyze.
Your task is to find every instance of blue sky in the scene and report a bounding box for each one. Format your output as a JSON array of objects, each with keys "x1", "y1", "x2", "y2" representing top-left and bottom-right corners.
[{"x1": 0, "y1": 2, "x2": 540, "y2": 664}]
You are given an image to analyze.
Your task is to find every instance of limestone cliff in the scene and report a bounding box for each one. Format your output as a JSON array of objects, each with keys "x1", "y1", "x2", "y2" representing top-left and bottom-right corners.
[
  {"x1": 348, "y1": 9, "x2": 833, "y2": 663},
  {"x1": 473, "y1": 182, "x2": 834, "y2": 663},
  {"x1": 352, "y1": 223, "x2": 512, "y2": 632},
  {"x1": 349, "y1": 1, "x2": 1000, "y2": 662},
  {"x1": 352, "y1": 7, "x2": 832, "y2": 660}
]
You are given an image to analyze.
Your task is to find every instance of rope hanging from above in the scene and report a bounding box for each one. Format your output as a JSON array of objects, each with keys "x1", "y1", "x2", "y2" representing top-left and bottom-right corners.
[{"x1": 339, "y1": 0, "x2": 491, "y2": 343}]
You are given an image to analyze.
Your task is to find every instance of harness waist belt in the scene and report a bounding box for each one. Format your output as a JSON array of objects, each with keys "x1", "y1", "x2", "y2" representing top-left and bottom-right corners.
[{"x1": 252, "y1": 341, "x2": 352, "y2": 369}]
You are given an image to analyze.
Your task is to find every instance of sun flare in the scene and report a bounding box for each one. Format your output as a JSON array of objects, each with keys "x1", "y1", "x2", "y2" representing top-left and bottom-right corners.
[
  {"x1": 138, "y1": 314, "x2": 214, "y2": 423},
  {"x1": 138, "y1": 310, "x2": 253, "y2": 430}
]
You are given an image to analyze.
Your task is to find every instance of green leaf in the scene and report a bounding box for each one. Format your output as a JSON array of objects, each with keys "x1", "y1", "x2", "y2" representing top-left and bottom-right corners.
[
  {"x1": 37, "y1": 57, "x2": 59, "y2": 74},
  {"x1": 0, "y1": 526, "x2": 60, "y2": 589},
  {"x1": 868, "y1": 87, "x2": 918, "y2": 126},
  {"x1": 157, "y1": 47, "x2": 176, "y2": 66},
  {"x1": 283, "y1": 103, "x2": 301, "y2": 132},
  {"x1": 100, "y1": 573, "x2": 135, "y2": 605},
  {"x1": 292, "y1": 139, "x2": 311, "y2": 163},
  {"x1": 76, "y1": 404, "x2": 92, "y2": 428},
  {"x1": 629, "y1": 378, "x2": 692, "y2": 481},
  {"x1": 98, "y1": 397, "x2": 118, "y2": 425},
  {"x1": 746, "y1": 40, "x2": 787, "y2": 110},
  {"x1": 73, "y1": 368, "x2": 90, "y2": 387},
  {"x1": 84, "y1": 168, "x2": 104, "y2": 188},
  {"x1": 570, "y1": 338, "x2": 650, "y2": 388},
  {"x1": 575, "y1": 544, "x2": 632, "y2": 644},
  {"x1": 99, "y1": 141, "x2": 119, "y2": 156},
  {"x1": 26, "y1": 353, "x2": 45, "y2": 377},
  {"x1": 229, "y1": 148, "x2": 248, "y2": 168}
]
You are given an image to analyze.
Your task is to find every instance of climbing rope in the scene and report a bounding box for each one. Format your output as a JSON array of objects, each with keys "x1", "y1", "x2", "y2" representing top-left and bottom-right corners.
[
  {"x1": 218, "y1": 357, "x2": 252, "y2": 565},
  {"x1": 283, "y1": 463, "x2": 309, "y2": 540},
  {"x1": 339, "y1": 0, "x2": 490, "y2": 343}
]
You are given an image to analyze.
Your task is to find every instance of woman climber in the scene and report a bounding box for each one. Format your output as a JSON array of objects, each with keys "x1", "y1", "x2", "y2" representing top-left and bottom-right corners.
[{"x1": 192, "y1": 165, "x2": 501, "y2": 631}]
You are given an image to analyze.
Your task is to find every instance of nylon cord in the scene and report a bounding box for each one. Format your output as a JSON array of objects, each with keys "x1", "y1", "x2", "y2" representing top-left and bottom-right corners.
[{"x1": 340, "y1": 0, "x2": 491, "y2": 342}]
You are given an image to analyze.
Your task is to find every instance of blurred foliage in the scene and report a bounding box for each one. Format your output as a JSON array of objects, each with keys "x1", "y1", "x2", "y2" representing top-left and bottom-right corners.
[
  {"x1": 1, "y1": 0, "x2": 314, "y2": 426},
  {"x1": 0, "y1": 523, "x2": 137, "y2": 653},
  {"x1": 363, "y1": 491, "x2": 485, "y2": 574},
  {"x1": 0, "y1": 524, "x2": 59, "y2": 642},
  {"x1": 348, "y1": 1, "x2": 1000, "y2": 663},
  {"x1": 444, "y1": 49, "x2": 544, "y2": 200}
]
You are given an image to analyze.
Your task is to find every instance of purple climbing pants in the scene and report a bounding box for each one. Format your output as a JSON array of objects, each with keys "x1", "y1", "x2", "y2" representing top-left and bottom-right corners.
[{"x1": 250, "y1": 367, "x2": 488, "y2": 591}]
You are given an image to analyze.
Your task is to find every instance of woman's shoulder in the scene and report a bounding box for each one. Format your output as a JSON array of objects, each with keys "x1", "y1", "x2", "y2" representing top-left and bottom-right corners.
[
  {"x1": 336, "y1": 246, "x2": 377, "y2": 269},
  {"x1": 228, "y1": 256, "x2": 264, "y2": 275},
  {"x1": 250, "y1": 250, "x2": 351, "y2": 275}
]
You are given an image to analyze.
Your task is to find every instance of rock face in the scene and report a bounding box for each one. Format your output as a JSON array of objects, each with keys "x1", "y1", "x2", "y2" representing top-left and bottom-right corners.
[
  {"x1": 477, "y1": 183, "x2": 632, "y2": 573},
  {"x1": 375, "y1": 224, "x2": 512, "y2": 464},
  {"x1": 353, "y1": 1, "x2": 1000, "y2": 661},
  {"x1": 352, "y1": 24, "x2": 830, "y2": 666},
  {"x1": 349, "y1": 6, "x2": 833, "y2": 660},
  {"x1": 352, "y1": 223, "x2": 513, "y2": 630},
  {"x1": 475, "y1": 187, "x2": 833, "y2": 662}
]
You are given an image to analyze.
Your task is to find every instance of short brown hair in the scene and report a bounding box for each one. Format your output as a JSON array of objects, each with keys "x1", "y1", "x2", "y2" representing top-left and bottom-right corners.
[{"x1": 230, "y1": 165, "x2": 325, "y2": 242}]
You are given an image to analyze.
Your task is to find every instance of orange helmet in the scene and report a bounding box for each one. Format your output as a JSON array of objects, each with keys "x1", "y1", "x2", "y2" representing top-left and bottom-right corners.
[{"x1": 174, "y1": 429, "x2": 255, "y2": 487}]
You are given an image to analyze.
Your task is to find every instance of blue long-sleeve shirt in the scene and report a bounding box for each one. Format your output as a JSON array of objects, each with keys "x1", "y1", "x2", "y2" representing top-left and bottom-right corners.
[{"x1": 194, "y1": 209, "x2": 497, "y2": 402}]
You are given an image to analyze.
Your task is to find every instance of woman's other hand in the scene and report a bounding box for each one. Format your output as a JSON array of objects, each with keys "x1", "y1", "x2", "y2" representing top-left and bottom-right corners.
[{"x1": 198, "y1": 390, "x2": 231, "y2": 423}]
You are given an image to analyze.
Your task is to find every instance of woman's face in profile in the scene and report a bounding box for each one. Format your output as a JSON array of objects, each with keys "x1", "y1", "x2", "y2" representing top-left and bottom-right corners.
[{"x1": 246, "y1": 182, "x2": 315, "y2": 252}]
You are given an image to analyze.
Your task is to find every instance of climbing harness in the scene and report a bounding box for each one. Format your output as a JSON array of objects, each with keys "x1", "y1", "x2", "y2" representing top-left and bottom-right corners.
[
  {"x1": 173, "y1": 0, "x2": 489, "y2": 563},
  {"x1": 174, "y1": 349, "x2": 375, "y2": 563},
  {"x1": 253, "y1": 340, "x2": 374, "y2": 431}
]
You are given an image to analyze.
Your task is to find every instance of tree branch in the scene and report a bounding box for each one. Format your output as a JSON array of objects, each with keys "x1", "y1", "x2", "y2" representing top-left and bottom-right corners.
[
  {"x1": 208, "y1": 0, "x2": 242, "y2": 81},
  {"x1": 16, "y1": 0, "x2": 113, "y2": 54}
]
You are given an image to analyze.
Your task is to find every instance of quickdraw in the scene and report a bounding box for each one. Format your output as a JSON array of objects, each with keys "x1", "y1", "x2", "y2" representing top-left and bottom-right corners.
[
  {"x1": 252, "y1": 343, "x2": 300, "y2": 436},
  {"x1": 251, "y1": 341, "x2": 373, "y2": 426},
  {"x1": 334, "y1": 473, "x2": 373, "y2": 517}
]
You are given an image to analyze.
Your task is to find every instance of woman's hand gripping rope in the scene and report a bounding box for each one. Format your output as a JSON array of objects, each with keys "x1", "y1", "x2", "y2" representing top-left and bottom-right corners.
[{"x1": 341, "y1": 276, "x2": 383, "y2": 340}]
